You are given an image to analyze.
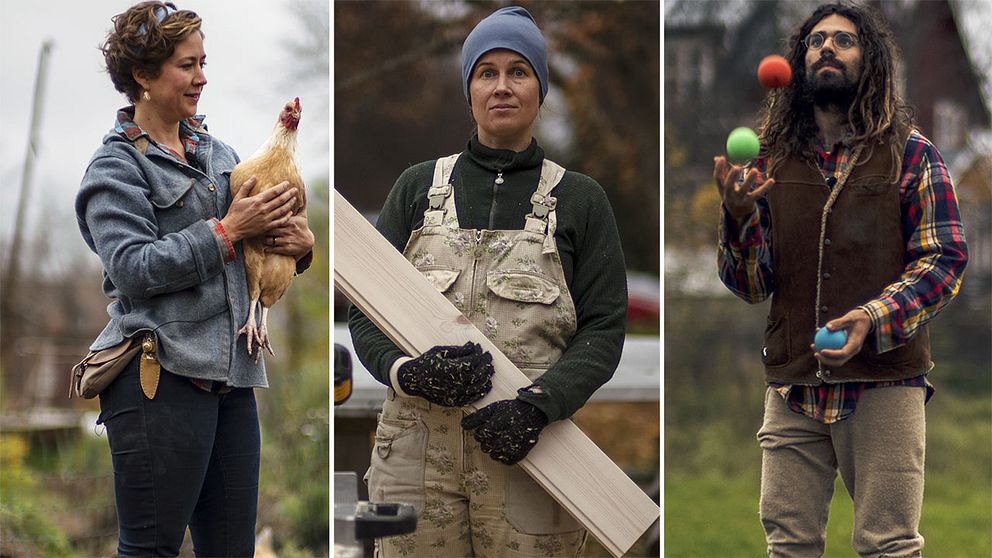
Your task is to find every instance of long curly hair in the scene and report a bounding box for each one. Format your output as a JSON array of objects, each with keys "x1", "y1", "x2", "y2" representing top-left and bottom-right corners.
[
  {"x1": 758, "y1": 2, "x2": 914, "y2": 178},
  {"x1": 100, "y1": 1, "x2": 202, "y2": 103}
]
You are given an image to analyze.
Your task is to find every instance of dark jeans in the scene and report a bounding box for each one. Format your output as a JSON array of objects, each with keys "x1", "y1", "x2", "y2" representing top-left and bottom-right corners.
[{"x1": 98, "y1": 357, "x2": 260, "y2": 557}]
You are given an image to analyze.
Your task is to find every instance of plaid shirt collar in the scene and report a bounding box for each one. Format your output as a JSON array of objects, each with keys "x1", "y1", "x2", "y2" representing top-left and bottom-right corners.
[
  {"x1": 114, "y1": 106, "x2": 207, "y2": 161},
  {"x1": 812, "y1": 130, "x2": 857, "y2": 179}
]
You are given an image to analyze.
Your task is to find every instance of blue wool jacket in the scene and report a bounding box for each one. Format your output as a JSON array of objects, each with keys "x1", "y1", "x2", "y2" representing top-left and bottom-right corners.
[{"x1": 76, "y1": 116, "x2": 267, "y2": 388}]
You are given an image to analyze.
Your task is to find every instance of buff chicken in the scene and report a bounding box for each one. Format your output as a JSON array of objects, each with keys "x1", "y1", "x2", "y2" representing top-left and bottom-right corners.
[{"x1": 230, "y1": 97, "x2": 306, "y2": 359}]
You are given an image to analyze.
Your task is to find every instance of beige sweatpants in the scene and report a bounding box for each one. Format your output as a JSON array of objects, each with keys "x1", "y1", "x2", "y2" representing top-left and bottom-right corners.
[
  {"x1": 367, "y1": 390, "x2": 586, "y2": 558},
  {"x1": 757, "y1": 386, "x2": 926, "y2": 558}
]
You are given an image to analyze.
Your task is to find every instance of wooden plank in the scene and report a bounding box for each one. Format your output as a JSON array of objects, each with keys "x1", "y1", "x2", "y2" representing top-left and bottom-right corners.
[{"x1": 334, "y1": 190, "x2": 659, "y2": 557}]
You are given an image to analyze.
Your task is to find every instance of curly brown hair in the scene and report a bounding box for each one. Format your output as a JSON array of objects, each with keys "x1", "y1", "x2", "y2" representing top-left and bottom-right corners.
[
  {"x1": 100, "y1": 1, "x2": 202, "y2": 103},
  {"x1": 758, "y1": 2, "x2": 914, "y2": 178}
]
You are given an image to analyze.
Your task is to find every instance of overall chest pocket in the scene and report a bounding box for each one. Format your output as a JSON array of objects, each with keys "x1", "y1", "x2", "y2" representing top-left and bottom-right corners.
[
  {"x1": 486, "y1": 270, "x2": 560, "y2": 305},
  {"x1": 416, "y1": 265, "x2": 461, "y2": 294}
]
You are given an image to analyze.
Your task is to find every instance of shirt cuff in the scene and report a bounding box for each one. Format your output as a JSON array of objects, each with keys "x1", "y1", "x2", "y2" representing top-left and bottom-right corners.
[
  {"x1": 389, "y1": 356, "x2": 415, "y2": 397},
  {"x1": 517, "y1": 382, "x2": 561, "y2": 422},
  {"x1": 858, "y1": 300, "x2": 896, "y2": 353},
  {"x1": 720, "y1": 204, "x2": 760, "y2": 248},
  {"x1": 855, "y1": 304, "x2": 878, "y2": 333},
  {"x1": 209, "y1": 218, "x2": 236, "y2": 264}
]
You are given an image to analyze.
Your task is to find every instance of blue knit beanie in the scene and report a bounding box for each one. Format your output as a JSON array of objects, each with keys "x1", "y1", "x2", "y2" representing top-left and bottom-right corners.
[{"x1": 461, "y1": 6, "x2": 549, "y2": 103}]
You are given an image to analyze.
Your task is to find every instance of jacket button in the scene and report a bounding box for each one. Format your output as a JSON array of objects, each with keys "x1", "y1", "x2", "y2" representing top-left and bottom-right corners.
[
  {"x1": 824, "y1": 238, "x2": 832, "y2": 246},
  {"x1": 821, "y1": 306, "x2": 828, "y2": 313},
  {"x1": 176, "y1": 200, "x2": 184, "y2": 207},
  {"x1": 208, "y1": 183, "x2": 216, "y2": 191}
]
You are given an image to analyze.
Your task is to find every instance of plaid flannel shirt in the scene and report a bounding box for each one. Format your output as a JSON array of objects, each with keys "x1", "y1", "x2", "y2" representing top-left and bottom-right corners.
[{"x1": 719, "y1": 130, "x2": 967, "y2": 423}]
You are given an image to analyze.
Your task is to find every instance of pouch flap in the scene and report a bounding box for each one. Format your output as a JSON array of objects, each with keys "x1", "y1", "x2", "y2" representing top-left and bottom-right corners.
[
  {"x1": 486, "y1": 270, "x2": 560, "y2": 305},
  {"x1": 86, "y1": 338, "x2": 137, "y2": 365}
]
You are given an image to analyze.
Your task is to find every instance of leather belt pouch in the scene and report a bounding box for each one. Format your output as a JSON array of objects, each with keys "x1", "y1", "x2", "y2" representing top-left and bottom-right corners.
[
  {"x1": 70, "y1": 338, "x2": 141, "y2": 399},
  {"x1": 70, "y1": 332, "x2": 161, "y2": 400}
]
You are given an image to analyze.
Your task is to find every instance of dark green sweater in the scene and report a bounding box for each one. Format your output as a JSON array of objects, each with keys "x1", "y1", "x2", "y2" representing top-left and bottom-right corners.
[{"x1": 347, "y1": 136, "x2": 627, "y2": 422}]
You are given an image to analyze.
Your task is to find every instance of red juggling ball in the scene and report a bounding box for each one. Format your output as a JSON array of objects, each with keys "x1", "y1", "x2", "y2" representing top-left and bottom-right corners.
[{"x1": 758, "y1": 55, "x2": 792, "y2": 88}]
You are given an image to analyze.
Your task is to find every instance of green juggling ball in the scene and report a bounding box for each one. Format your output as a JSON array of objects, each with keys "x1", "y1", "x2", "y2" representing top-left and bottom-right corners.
[{"x1": 726, "y1": 127, "x2": 760, "y2": 164}]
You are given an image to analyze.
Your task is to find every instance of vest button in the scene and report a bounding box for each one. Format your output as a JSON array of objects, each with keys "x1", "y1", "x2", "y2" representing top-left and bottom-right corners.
[
  {"x1": 816, "y1": 371, "x2": 823, "y2": 379},
  {"x1": 821, "y1": 306, "x2": 828, "y2": 313},
  {"x1": 823, "y1": 272, "x2": 831, "y2": 279},
  {"x1": 824, "y1": 238, "x2": 832, "y2": 246},
  {"x1": 826, "y1": 176, "x2": 837, "y2": 187}
]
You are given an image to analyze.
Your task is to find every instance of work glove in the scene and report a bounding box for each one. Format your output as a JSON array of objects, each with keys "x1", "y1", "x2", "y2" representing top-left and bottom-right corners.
[
  {"x1": 461, "y1": 398, "x2": 548, "y2": 465},
  {"x1": 396, "y1": 342, "x2": 494, "y2": 407}
]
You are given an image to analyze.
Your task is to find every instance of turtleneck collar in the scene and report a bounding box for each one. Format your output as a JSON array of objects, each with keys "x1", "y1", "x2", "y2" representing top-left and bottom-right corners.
[{"x1": 466, "y1": 133, "x2": 544, "y2": 173}]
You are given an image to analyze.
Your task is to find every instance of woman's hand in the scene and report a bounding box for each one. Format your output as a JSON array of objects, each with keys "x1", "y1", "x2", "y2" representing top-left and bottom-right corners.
[
  {"x1": 713, "y1": 156, "x2": 775, "y2": 226},
  {"x1": 220, "y1": 177, "x2": 298, "y2": 243},
  {"x1": 264, "y1": 214, "x2": 314, "y2": 259},
  {"x1": 396, "y1": 342, "x2": 495, "y2": 407},
  {"x1": 461, "y1": 399, "x2": 549, "y2": 465}
]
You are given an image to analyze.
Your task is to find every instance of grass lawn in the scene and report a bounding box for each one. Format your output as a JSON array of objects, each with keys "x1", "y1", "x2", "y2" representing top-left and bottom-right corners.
[{"x1": 666, "y1": 470, "x2": 991, "y2": 558}]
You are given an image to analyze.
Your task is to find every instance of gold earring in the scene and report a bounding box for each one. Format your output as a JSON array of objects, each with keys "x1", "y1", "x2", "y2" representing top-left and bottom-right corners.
[{"x1": 143, "y1": 90, "x2": 151, "y2": 102}]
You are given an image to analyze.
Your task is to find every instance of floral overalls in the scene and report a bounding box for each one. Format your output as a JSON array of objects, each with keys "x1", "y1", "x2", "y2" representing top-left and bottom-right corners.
[{"x1": 368, "y1": 154, "x2": 585, "y2": 557}]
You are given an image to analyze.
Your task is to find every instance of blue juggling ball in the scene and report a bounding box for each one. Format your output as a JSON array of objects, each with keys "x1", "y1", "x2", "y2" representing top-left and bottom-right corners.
[{"x1": 814, "y1": 327, "x2": 847, "y2": 351}]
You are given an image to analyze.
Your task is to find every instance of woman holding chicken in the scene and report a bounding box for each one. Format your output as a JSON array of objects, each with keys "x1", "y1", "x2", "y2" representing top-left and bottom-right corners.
[
  {"x1": 75, "y1": 2, "x2": 313, "y2": 555},
  {"x1": 348, "y1": 6, "x2": 627, "y2": 557}
]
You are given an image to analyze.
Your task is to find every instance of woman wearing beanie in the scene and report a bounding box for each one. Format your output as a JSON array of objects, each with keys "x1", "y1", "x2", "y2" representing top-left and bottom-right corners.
[{"x1": 348, "y1": 5, "x2": 627, "y2": 557}]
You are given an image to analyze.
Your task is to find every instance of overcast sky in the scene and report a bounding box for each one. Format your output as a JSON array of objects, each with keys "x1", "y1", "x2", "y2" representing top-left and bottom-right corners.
[{"x1": 0, "y1": 0, "x2": 330, "y2": 276}]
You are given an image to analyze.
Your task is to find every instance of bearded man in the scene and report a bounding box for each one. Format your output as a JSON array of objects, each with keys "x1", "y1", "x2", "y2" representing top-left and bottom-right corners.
[{"x1": 713, "y1": 3, "x2": 969, "y2": 556}]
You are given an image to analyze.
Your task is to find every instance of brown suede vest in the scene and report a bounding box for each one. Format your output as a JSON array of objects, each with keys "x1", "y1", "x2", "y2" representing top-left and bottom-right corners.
[{"x1": 762, "y1": 134, "x2": 931, "y2": 384}]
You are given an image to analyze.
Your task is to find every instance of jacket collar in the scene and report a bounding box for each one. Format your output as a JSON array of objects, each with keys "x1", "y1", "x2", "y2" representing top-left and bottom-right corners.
[{"x1": 466, "y1": 133, "x2": 544, "y2": 173}]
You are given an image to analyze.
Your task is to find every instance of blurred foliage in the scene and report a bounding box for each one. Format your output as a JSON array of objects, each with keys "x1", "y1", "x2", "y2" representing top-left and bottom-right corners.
[
  {"x1": 258, "y1": 178, "x2": 330, "y2": 556},
  {"x1": 0, "y1": 434, "x2": 73, "y2": 558},
  {"x1": 335, "y1": 0, "x2": 660, "y2": 273}
]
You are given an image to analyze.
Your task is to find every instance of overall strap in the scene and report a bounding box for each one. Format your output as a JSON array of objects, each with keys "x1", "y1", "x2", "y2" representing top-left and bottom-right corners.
[
  {"x1": 423, "y1": 154, "x2": 461, "y2": 227},
  {"x1": 524, "y1": 159, "x2": 566, "y2": 253}
]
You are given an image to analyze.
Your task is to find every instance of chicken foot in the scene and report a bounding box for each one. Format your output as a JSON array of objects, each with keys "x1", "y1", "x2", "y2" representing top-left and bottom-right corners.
[
  {"x1": 237, "y1": 297, "x2": 264, "y2": 360},
  {"x1": 258, "y1": 306, "x2": 276, "y2": 359}
]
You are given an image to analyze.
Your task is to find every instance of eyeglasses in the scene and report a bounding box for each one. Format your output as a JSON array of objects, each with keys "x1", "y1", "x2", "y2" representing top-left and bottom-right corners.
[{"x1": 803, "y1": 31, "x2": 858, "y2": 50}]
